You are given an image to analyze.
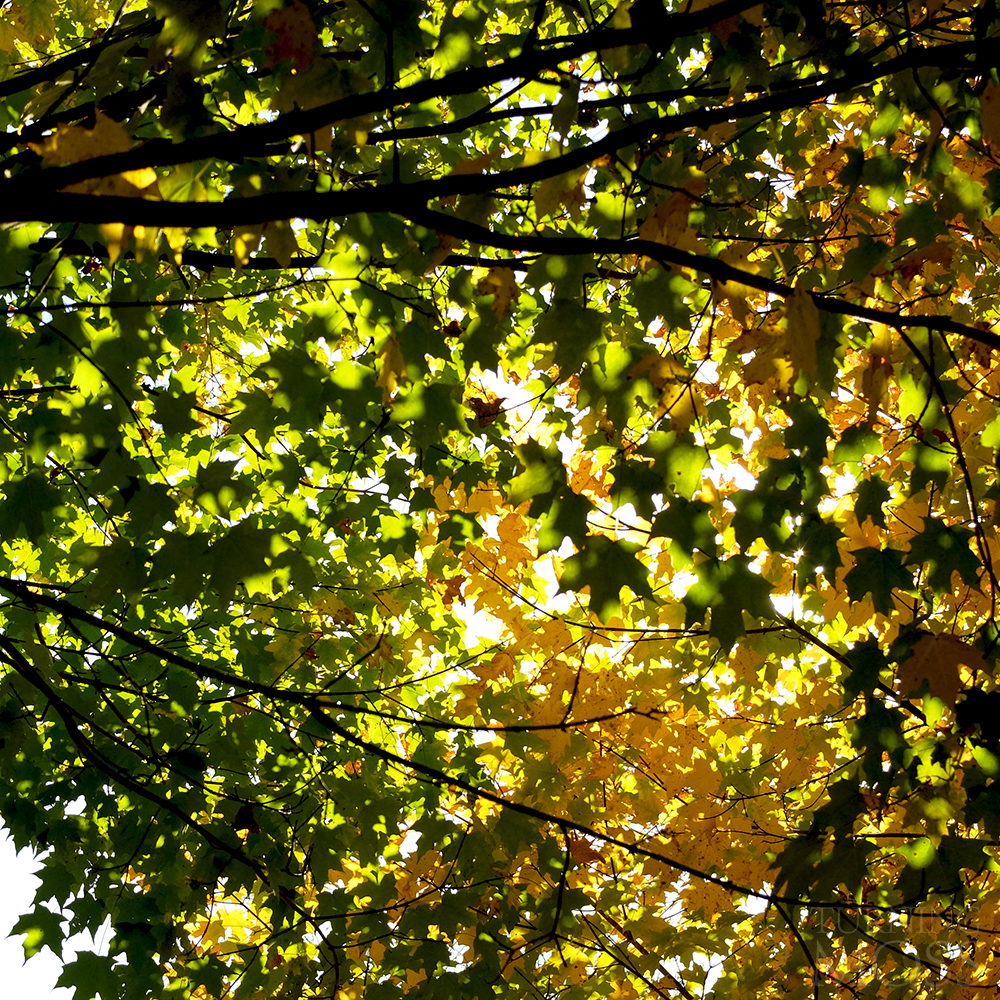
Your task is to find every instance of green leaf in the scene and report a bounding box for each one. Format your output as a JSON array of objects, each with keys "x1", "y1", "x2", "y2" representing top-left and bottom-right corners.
[
  {"x1": 852, "y1": 698, "x2": 907, "y2": 793},
  {"x1": 508, "y1": 439, "x2": 564, "y2": 507},
  {"x1": 536, "y1": 485, "x2": 592, "y2": 553},
  {"x1": 439, "y1": 511, "x2": 482, "y2": 547},
  {"x1": 896, "y1": 836, "x2": 996, "y2": 901},
  {"x1": 844, "y1": 547, "x2": 914, "y2": 615},
  {"x1": 12, "y1": 904, "x2": 65, "y2": 959},
  {"x1": 838, "y1": 237, "x2": 890, "y2": 285},
  {"x1": 558, "y1": 535, "x2": 654, "y2": 621},
  {"x1": 855, "y1": 477, "x2": 891, "y2": 527},
  {"x1": 638, "y1": 430, "x2": 707, "y2": 499},
  {"x1": 57, "y1": 951, "x2": 123, "y2": 1000},
  {"x1": 895, "y1": 200, "x2": 947, "y2": 248},
  {"x1": 0, "y1": 473, "x2": 64, "y2": 542},
  {"x1": 610, "y1": 455, "x2": 661, "y2": 519},
  {"x1": 842, "y1": 639, "x2": 886, "y2": 703},
  {"x1": 682, "y1": 555, "x2": 774, "y2": 651},
  {"x1": 903, "y1": 439, "x2": 953, "y2": 496},
  {"x1": 796, "y1": 516, "x2": 843, "y2": 589},
  {"x1": 904, "y1": 516, "x2": 981, "y2": 592},
  {"x1": 833, "y1": 424, "x2": 880, "y2": 465},
  {"x1": 209, "y1": 522, "x2": 280, "y2": 601},
  {"x1": 532, "y1": 300, "x2": 605, "y2": 375},
  {"x1": 153, "y1": 382, "x2": 200, "y2": 436},
  {"x1": 783, "y1": 397, "x2": 830, "y2": 462},
  {"x1": 650, "y1": 496, "x2": 717, "y2": 563},
  {"x1": 631, "y1": 267, "x2": 693, "y2": 328},
  {"x1": 195, "y1": 460, "x2": 252, "y2": 517}
]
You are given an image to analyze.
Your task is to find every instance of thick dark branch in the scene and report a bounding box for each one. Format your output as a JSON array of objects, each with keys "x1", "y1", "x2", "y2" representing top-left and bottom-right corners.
[
  {"x1": 0, "y1": 0, "x2": 760, "y2": 193},
  {"x1": 10, "y1": 191, "x2": 1000, "y2": 352},
  {"x1": 2, "y1": 33, "x2": 983, "y2": 198},
  {"x1": 0, "y1": 75, "x2": 168, "y2": 157},
  {"x1": 409, "y1": 209, "x2": 1000, "y2": 354}
]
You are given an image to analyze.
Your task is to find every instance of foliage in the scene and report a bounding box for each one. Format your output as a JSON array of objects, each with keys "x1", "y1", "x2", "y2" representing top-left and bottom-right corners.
[{"x1": 4, "y1": 0, "x2": 1000, "y2": 998}]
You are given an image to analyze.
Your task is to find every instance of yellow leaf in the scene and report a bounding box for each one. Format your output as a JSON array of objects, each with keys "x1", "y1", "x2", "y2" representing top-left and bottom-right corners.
[
  {"x1": 659, "y1": 382, "x2": 703, "y2": 431},
  {"x1": 132, "y1": 224, "x2": 160, "y2": 263},
  {"x1": 475, "y1": 650, "x2": 514, "y2": 682},
  {"x1": 714, "y1": 244, "x2": 760, "y2": 326},
  {"x1": 376, "y1": 335, "x2": 407, "y2": 403},
  {"x1": 637, "y1": 179, "x2": 707, "y2": 246},
  {"x1": 233, "y1": 224, "x2": 263, "y2": 269},
  {"x1": 742, "y1": 351, "x2": 795, "y2": 394},
  {"x1": 99, "y1": 222, "x2": 128, "y2": 265},
  {"x1": 629, "y1": 352, "x2": 690, "y2": 389},
  {"x1": 263, "y1": 219, "x2": 301, "y2": 268},
  {"x1": 782, "y1": 285, "x2": 821, "y2": 378},
  {"x1": 425, "y1": 231, "x2": 458, "y2": 272},
  {"x1": 448, "y1": 151, "x2": 498, "y2": 177},
  {"x1": 477, "y1": 266, "x2": 519, "y2": 320},
  {"x1": 534, "y1": 167, "x2": 588, "y2": 221},
  {"x1": 163, "y1": 227, "x2": 187, "y2": 265},
  {"x1": 29, "y1": 111, "x2": 132, "y2": 165}
]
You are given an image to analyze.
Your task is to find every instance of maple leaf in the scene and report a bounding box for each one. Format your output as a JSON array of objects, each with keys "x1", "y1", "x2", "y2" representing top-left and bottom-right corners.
[
  {"x1": 0, "y1": 473, "x2": 64, "y2": 542},
  {"x1": 842, "y1": 639, "x2": 888, "y2": 702},
  {"x1": 780, "y1": 285, "x2": 821, "y2": 381},
  {"x1": 13, "y1": 0, "x2": 57, "y2": 46},
  {"x1": 508, "y1": 439, "x2": 565, "y2": 507},
  {"x1": 980, "y1": 83, "x2": 1000, "y2": 149},
  {"x1": 855, "y1": 477, "x2": 891, "y2": 527},
  {"x1": 477, "y1": 266, "x2": 519, "y2": 320},
  {"x1": 843, "y1": 547, "x2": 914, "y2": 615},
  {"x1": 896, "y1": 836, "x2": 996, "y2": 900},
  {"x1": 536, "y1": 485, "x2": 591, "y2": 553},
  {"x1": 651, "y1": 496, "x2": 718, "y2": 564},
  {"x1": 796, "y1": 516, "x2": 843, "y2": 589},
  {"x1": 558, "y1": 535, "x2": 654, "y2": 621},
  {"x1": 262, "y1": 219, "x2": 302, "y2": 268},
  {"x1": 263, "y1": 0, "x2": 317, "y2": 70},
  {"x1": 15, "y1": 3, "x2": 1000, "y2": 998},
  {"x1": 682, "y1": 555, "x2": 774, "y2": 650},
  {"x1": 28, "y1": 112, "x2": 132, "y2": 165},
  {"x1": 466, "y1": 394, "x2": 503, "y2": 427},
  {"x1": 637, "y1": 182, "x2": 707, "y2": 246},
  {"x1": 897, "y1": 633, "x2": 980, "y2": 709},
  {"x1": 376, "y1": 336, "x2": 407, "y2": 403},
  {"x1": 904, "y1": 517, "x2": 981, "y2": 592},
  {"x1": 534, "y1": 166, "x2": 589, "y2": 220}
]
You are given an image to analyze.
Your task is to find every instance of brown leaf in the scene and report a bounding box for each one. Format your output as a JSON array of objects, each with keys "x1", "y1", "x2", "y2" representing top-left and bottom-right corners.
[
  {"x1": 467, "y1": 395, "x2": 504, "y2": 427},
  {"x1": 898, "y1": 634, "x2": 983, "y2": 709},
  {"x1": 981, "y1": 83, "x2": 1000, "y2": 149},
  {"x1": 264, "y1": 0, "x2": 317, "y2": 71}
]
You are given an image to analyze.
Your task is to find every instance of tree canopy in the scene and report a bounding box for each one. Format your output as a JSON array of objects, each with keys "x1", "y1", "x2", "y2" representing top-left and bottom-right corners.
[{"x1": 5, "y1": 0, "x2": 1000, "y2": 997}]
